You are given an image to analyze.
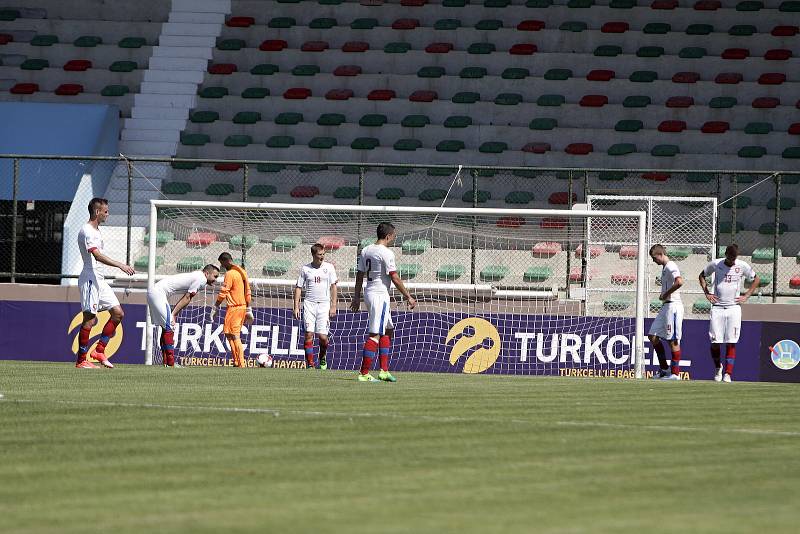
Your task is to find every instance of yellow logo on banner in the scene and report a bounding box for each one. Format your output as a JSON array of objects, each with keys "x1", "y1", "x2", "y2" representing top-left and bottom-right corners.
[
  {"x1": 68, "y1": 311, "x2": 123, "y2": 360},
  {"x1": 446, "y1": 317, "x2": 501, "y2": 374}
]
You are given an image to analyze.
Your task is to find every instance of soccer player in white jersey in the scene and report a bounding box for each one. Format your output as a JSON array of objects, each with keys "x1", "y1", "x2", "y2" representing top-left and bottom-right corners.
[
  {"x1": 349, "y1": 222, "x2": 416, "y2": 382},
  {"x1": 147, "y1": 265, "x2": 220, "y2": 367},
  {"x1": 699, "y1": 244, "x2": 760, "y2": 382},
  {"x1": 293, "y1": 244, "x2": 338, "y2": 370},
  {"x1": 75, "y1": 198, "x2": 135, "y2": 369},
  {"x1": 647, "y1": 244, "x2": 684, "y2": 380}
]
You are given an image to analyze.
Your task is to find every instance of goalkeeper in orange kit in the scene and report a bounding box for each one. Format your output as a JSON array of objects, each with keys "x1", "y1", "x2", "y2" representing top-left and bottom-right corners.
[{"x1": 209, "y1": 252, "x2": 253, "y2": 367}]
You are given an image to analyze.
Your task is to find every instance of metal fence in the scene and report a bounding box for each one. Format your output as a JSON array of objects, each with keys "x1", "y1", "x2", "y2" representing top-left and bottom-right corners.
[{"x1": 1, "y1": 154, "x2": 798, "y2": 301}]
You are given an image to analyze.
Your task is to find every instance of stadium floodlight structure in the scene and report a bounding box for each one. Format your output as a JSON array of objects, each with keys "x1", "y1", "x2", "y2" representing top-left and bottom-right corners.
[{"x1": 147, "y1": 200, "x2": 648, "y2": 378}]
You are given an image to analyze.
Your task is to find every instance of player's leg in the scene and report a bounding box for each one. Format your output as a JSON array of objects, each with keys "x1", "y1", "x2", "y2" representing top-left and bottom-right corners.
[
  {"x1": 148, "y1": 290, "x2": 174, "y2": 366},
  {"x1": 302, "y1": 300, "x2": 316, "y2": 368},
  {"x1": 667, "y1": 303, "x2": 683, "y2": 379},
  {"x1": 378, "y1": 326, "x2": 396, "y2": 382},
  {"x1": 647, "y1": 306, "x2": 670, "y2": 377},
  {"x1": 722, "y1": 306, "x2": 741, "y2": 382},
  {"x1": 224, "y1": 307, "x2": 246, "y2": 367},
  {"x1": 358, "y1": 294, "x2": 385, "y2": 381},
  {"x1": 76, "y1": 311, "x2": 98, "y2": 368},
  {"x1": 304, "y1": 332, "x2": 315, "y2": 369},
  {"x1": 709, "y1": 307, "x2": 724, "y2": 381},
  {"x1": 315, "y1": 301, "x2": 331, "y2": 370},
  {"x1": 91, "y1": 282, "x2": 122, "y2": 368},
  {"x1": 317, "y1": 334, "x2": 329, "y2": 370}
]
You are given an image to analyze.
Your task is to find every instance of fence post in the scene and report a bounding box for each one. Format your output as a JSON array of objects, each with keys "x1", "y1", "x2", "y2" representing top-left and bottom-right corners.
[
  {"x1": 772, "y1": 173, "x2": 781, "y2": 303},
  {"x1": 730, "y1": 174, "x2": 738, "y2": 243},
  {"x1": 566, "y1": 170, "x2": 574, "y2": 293},
  {"x1": 10, "y1": 158, "x2": 19, "y2": 283},
  {"x1": 715, "y1": 173, "x2": 722, "y2": 253},
  {"x1": 470, "y1": 169, "x2": 478, "y2": 286},
  {"x1": 125, "y1": 157, "x2": 133, "y2": 266},
  {"x1": 356, "y1": 166, "x2": 365, "y2": 264},
  {"x1": 242, "y1": 163, "x2": 249, "y2": 268}
]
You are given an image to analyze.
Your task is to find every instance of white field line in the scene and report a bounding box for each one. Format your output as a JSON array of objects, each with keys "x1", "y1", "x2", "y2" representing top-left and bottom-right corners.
[{"x1": 2, "y1": 397, "x2": 799, "y2": 438}]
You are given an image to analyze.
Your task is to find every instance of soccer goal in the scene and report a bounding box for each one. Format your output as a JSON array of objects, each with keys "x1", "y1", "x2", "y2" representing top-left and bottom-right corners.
[{"x1": 145, "y1": 200, "x2": 648, "y2": 378}]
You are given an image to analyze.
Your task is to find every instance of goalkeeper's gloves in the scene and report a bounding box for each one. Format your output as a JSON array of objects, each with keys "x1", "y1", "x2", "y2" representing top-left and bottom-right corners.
[
  {"x1": 245, "y1": 307, "x2": 255, "y2": 325},
  {"x1": 209, "y1": 306, "x2": 218, "y2": 323}
]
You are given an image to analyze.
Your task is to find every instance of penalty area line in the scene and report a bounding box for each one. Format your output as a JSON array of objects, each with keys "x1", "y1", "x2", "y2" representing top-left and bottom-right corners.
[{"x1": 2, "y1": 397, "x2": 799, "y2": 438}]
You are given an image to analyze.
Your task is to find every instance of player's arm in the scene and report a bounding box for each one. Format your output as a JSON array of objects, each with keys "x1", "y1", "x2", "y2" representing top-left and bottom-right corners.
[
  {"x1": 390, "y1": 272, "x2": 416, "y2": 309},
  {"x1": 329, "y1": 281, "x2": 338, "y2": 318},
  {"x1": 738, "y1": 269, "x2": 760, "y2": 303},
  {"x1": 171, "y1": 292, "x2": 195, "y2": 325},
  {"x1": 661, "y1": 276, "x2": 684, "y2": 301},
  {"x1": 209, "y1": 271, "x2": 232, "y2": 321},
  {"x1": 293, "y1": 286, "x2": 302, "y2": 320},
  {"x1": 699, "y1": 267, "x2": 718, "y2": 303},
  {"x1": 90, "y1": 249, "x2": 134, "y2": 275},
  {"x1": 350, "y1": 271, "x2": 364, "y2": 311}
]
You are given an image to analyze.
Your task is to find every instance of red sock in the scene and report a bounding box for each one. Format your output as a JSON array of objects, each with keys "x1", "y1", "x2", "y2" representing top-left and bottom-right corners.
[
  {"x1": 670, "y1": 348, "x2": 681, "y2": 376},
  {"x1": 379, "y1": 335, "x2": 391, "y2": 371},
  {"x1": 77, "y1": 326, "x2": 92, "y2": 362},
  {"x1": 161, "y1": 330, "x2": 175, "y2": 366},
  {"x1": 725, "y1": 345, "x2": 736, "y2": 376},
  {"x1": 95, "y1": 318, "x2": 120, "y2": 353},
  {"x1": 360, "y1": 338, "x2": 378, "y2": 374},
  {"x1": 304, "y1": 340, "x2": 315, "y2": 367}
]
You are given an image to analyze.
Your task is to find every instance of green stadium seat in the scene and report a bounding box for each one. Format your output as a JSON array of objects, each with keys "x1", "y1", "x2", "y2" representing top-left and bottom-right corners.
[
  {"x1": 359, "y1": 114, "x2": 387, "y2": 127},
  {"x1": 233, "y1": 111, "x2": 260, "y2": 124},
  {"x1": 651, "y1": 145, "x2": 679, "y2": 156},
  {"x1": 480, "y1": 265, "x2": 510, "y2": 282},
  {"x1": 745, "y1": 122, "x2": 773, "y2": 135},
  {"x1": 198, "y1": 87, "x2": 228, "y2": 98},
  {"x1": 779, "y1": 1, "x2": 800, "y2": 11},
  {"x1": 31, "y1": 35, "x2": 58, "y2": 46},
  {"x1": 568, "y1": 0, "x2": 594, "y2": 6},
  {"x1": 463, "y1": 190, "x2": 491, "y2": 203},
  {"x1": 752, "y1": 248, "x2": 779, "y2": 261},
  {"x1": 783, "y1": 147, "x2": 800, "y2": 159},
  {"x1": 272, "y1": 236, "x2": 302, "y2": 252},
  {"x1": 402, "y1": 239, "x2": 431, "y2": 255},
  {"x1": 721, "y1": 196, "x2": 751, "y2": 209},
  {"x1": 398, "y1": 264, "x2": 422, "y2": 280},
  {"x1": 475, "y1": 19, "x2": 503, "y2": 30},
  {"x1": 385, "y1": 42, "x2": 411, "y2": 53},
  {"x1": 544, "y1": 68, "x2": 572, "y2": 81},
  {"x1": 206, "y1": 183, "x2": 235, "y2": 196},
  {"x1": 351, "y1": 18, "x2": 378, "y2": 29},
  {"x1": 109, "y1": 60, "x2": 137, "y2": 72},
  {"x1": 144, "y1": 231, "x2": 174, "y2": 246},
  {"x1": 505, "y1": 191, "x2": 535, "y2": 204},
  {"x1": 269, "y1": 17, "x2": 296, "y2": 28},
  {"x1": 419, "y1": 189, "x2": 447, "y2": 201},
  {"x1": 74, "y1": 35, "x2": 102, "y2": 47},
  {"x1": 623, "y1": 95, "x2": 651, "y2": 107},
  {"x1": 759, "y1": 223, "x2": 788, "y2": 235},
  {"x1": 119, "y1": 36, "x2": 146, "y2": 48},
  {"x1": 710, "y1": 96, "x2": 737, "y2": 108},
  {"x1": 687, "y1": 173, "x2": 714, "y2": 182},
  {"x1": 309, "y1": 137, "x2": 337, "y2": 149},
  {"x1": 737, "y1": 0, "x2": 764, "y2": 10},
  {"x1": 428, "y1": 167, "x2": 458, "y2": 177},
  {"x1": 351, "y1": 138, "x2": 379, "y2": 150},
  {"x1": 480, "y1": 142, "x2": 508, "y2": 153},
  {"x1": 529, "y1": 118, "x2": 557, "y2": 130},
  {"x1": 275, "y1": 112, "x2": 303, "y2": 125},
  {"x1": 524, "y1": 266, "x2": 553, "y2": 283},
  {"x1": 310, "y1": 17, "x2": 337, "y2": 29},
  {"x1": 615, "y1": 120, "x2": 643, "y2": 132},
  {"x1": 768, "y1": 198, "x2": 796, "y2": 210},
  {"x1": 242, "y1": 87, "x2": 269, "y2": 99},
  {"x1": 401, "y1": 115, "x2": 431, "y2": 128},
  {"x1": 437, "y1": 140, "x2": 465, "y2": 152},
  {"x1": 693, "y1": 299, "x2": 712, "y2": 314},
  {"x1": 191, "y1": 111, "x2": 219, "y2": 123},
  {"x1": 292, "y1": 65, "x2": 320, "y2": 76},
  {"x1": 610, "y1": 0, "x2": 636, "y2": 6},
  {"x1": 686, "y1": 24, "x2": 713, "y2": 36},
  {"x1": 650, "y1": 299, "x2": 663, "y2": 313},
  {"x1": 668, "y1": 247, "x2": 690, "y2": 260},
  {"x1": 746, "y1": 273, "x2": 772, "y2": 288},
  {"x1": 604, "y1": 296, "x2": 633, "y2": 312},
  {"x1": 630, "y1": 71, "x2": 658, "y2": 83},
  {"x1": 595, "y1": 45, "x2": 622, "y2": 57},
  {"x1": 0, "y1": 8, "x2": 19, "y2": 20},
  {"x1": 598, "y1": 171, "x2": 626, "y2": 181},
  {"x1": 637, "y1": 46, "x2": 664, "y2": 58},
  {"x1": 608, "y1": 143, "x2": 636, "y2": 155},
  {"x1": 526, "y1": 0, "x2": 553, "y2": 6},
  {"x1": 729, "y1": 25, "x2": 756, "y2": 36},
  {"x1": 385, "y1": 167, "x2": 412, "y2": 176},
  {"x1": 537, "y1": 94, "x2": 565, "y2": 106},
  {"x1": 317, "y1": 113, "x2": 345, "y2": 126},
  {"x1": 452, "y1": 92, "x2": 480, "y2": 104},
  {"x1": 394, "y1": 139, "x2": 422, "y2": 151},
  {"x1": 435, "y1": 19, "x2": 461, "y2": 30},
  {"x1": 101, "y1": 85, "x2": 130, "y2": 97},
  {"x1": 177, "y1": 256, "x2": 205, "y2": 273},
  {"x1": 559, "y1": 21, "x2": 587, "y2": 32},
  {"x1": 679, "y1": 47, "x2": 707, "y2": 59},
  {"x1": 218, "y1": 38, "x2": 245, "y2": 51},
  {"x1": 444, "y1": 116, "x2": 472, "y2": 128},
  {"x1": 332, "y1": 186, "x2": 358, "y2": 199},
  {"x1": 171, "y1": 162, "x2": 200, "y2": 170},
  {"x1": 468, "y1": 43, "x2": 496, "y2": 54},
  {"x1": 437, "y1": 264, "x2": 466, "y2": 281},
  {"x1": 224, "y1": 135, "x2": 252, "y2": 147},
  {"x1": 643, "y1": 23, "x2": 671, "y2": 34},
  {"x1": 718, "y1": 221, "x2": 744, "y2": 233},
  {"x1": 377, "y1": 187, "x2": 405, "y2": 200},
  {"x1": 250, "y1": 63, "x2": 279, "y2": 75},
  {"x1": 229, "y1": 234, "x2": 259, "y2": 249},
  {"x1": 248, "y1": 184, "x2": 277, "y2": 197},
  {"x1": 181, "y1": 133, "x2": 210, "y2": 146},
  {"x1": 263, "y1": 258, "x2": 292, "y2": 276},
  {"x1": 266, "y1": 136, "x2": 294, "y2": 148},
  {"x1": 502, "y1": 68, "x2": 529, "y2": 80},
  {"x1": 418, "y1": 66, "x2": 446, "y2": 78},
  {"x1": 738, "y1": 146, "x2": 767, "y2": 158},
  {"x1": 21, "y1": 58, "x2": 49, "y2": 70},
  {"x1": 460, "y1": 67, "x2": 487, "y2": 79}
]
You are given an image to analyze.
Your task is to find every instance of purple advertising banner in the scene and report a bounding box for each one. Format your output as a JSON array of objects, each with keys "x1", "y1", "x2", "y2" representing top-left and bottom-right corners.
[{"x1": 0, "y1": 300, "x2": 764, "y2": 381}]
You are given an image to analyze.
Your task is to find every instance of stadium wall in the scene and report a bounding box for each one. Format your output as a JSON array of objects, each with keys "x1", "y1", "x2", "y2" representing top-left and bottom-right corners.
[{"x1": 0, "y1": 284, "x2": 798, "y2": 382}]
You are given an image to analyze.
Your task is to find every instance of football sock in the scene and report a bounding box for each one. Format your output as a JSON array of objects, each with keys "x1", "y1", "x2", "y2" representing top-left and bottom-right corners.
[
  {"x1": 725, "y1": 345, "x2": 736, "y2": 376},
  {"x1": 319, "y1": 338, "x2": 328, "y2": 359},
  {"x1": 670, "y1": 348, "x2": 682, "y2": 376},
  {"x1": 653, "y1": 342, "x2": 668, "y2": 370},
  {"x1": 161, "y1": 330, "x2": 175, "y2": 366},
  {"x1": 379, "y1": 335, "x2": 391, "y2": 372},
  {"x1": 304, "y1": 339, "x2": 314, "y2": 367},
  {"x1": 233, "y1": 338, "x2": 245, "y2": 367},
  {"x1": 360, "y1": 338, "x2": 378, "y2": 374},
  {"x1": 94, "y1": 318, "x2": 120, "y2": 353},
  {"x1": 710, "y1": 344, "x2": 722, "y2": 369},
  {"x1": 77, "y1": 326, "x2": 92, "y2": 361}
]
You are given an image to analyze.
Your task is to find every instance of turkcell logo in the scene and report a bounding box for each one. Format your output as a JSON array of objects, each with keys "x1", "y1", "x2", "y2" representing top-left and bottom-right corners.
[{"x1": 769, "y1": 340, "x2": 800, "y2": 370}]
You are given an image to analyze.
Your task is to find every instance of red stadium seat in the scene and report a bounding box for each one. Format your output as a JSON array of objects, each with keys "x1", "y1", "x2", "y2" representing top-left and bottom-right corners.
[
  {"x1": 291, "y1": 186, "x2": 320, "y2": 198},
  {"x1": 540, "y1": 218, "x2": 567, "y2": 230},
  {"x1": 226, "y1": 16, "x2": 255, "y2": 27},
  {"x1": 284, "y1": 87, "x2": 312, "y2": 99},
  {"x1": 575, "y1": 245, "x2": 605, "y2": 258},
  {"x1": 392, "y1": 18, "x2": 419, "y2": 30},
  {"x1": 532, "y1": 242, "x2": 562, "y2": 257},
  {"x1": 55, "y1": 83, "x2": 84, "y2": 95},
  {"x1": 619, "y1": 246, "x2": 638, "y2": 258},
  {"x1": 790, "y1": 275, "x2": 800, "y2": 289},
  {"x1": 548, "y1": 192, "x2": 577, "y2": 205},
  {"x1": 187, "y1": 232, "x2": 217, "y2": 246},
  {"x1": 601, "y1": 22, "x2": 629, "y2": 33},
  {"x1": 409, "y1": 90, "x2": 437, "y2": 102},
  {"x1": 497, "y1": 216, "x2": 526, "y2": 229},
  {"x1": 642, "y1": 172, "x2": 669, "y2": 181},
  {"x1": 208, "y1": 63, "x2": 236, "y2": 75},
  {"x1": 586, "y1": 70, "x2": 615, "y2": 81},
  {"x1": 666, "y1": 96, "x2": 694, "y2": 108},
  {"x1": 214, "y1": 163, "x2": 242, "y2": 171},
  {"x1": 658, "y1": 120, "x2": 686, "y2": 132},
  {"x1": 63, "y1": 59, "x2": 92, "y2": 71},
  {"x1": 509, "y1": 43, "x2": 537, "y2": 55},
  {"x1": 318, "y1": 236, "x2": 345, "y2": 250},
  {"x1": 765, "y1": 49, "x2": 792, "y2": 60},
  {"x1": 752, "y1": 97, "x2": 780, "y2": 108},
  {"x1": 522, "y1": 142, "x2": 551, "y2": 153},
  {"x1": 579, "y1": 95, "x2": 608, "y2": 107},
  {"x1": 10, "y1": 82, "x2": 38, "y2": 94},
  {"x1": 759, "y1": 73, "x2": 786, "y2": 85},
  {"x1": 570, "y1": 267, "x2": 597, "y2": 282},
  {"x1": 694, "y1": 0, "x2": 721, "y2": 9},
  {"x1": 789, "y1": 123, "x2": 800, "y2": 135},
  {"x1": 672, "y1": 72, "x2": 700, "y2": 83},
  {"x1": 611, "y1": 273, "x2": 636, "y2": 285},
  {"x1": 368, "y1": 89, "x2": 396, "y2": 100},
  {"x1": 342, "y1": 41, "x2": 369, "y2": 52},
  {"x1": 565, "y1": 143, "x2": 593, "y2": 155},
  {"x1": 333, "y1": 65, "x2": 362, "y2": 76},
  {"x1": 722, "y1": 48, "x2": 749, "y2": 60},
  {"x1": 517, "y1": 20, "x2": 545, "y2": 31},
  {"x1": 715, "y1": 72, "x2": 743, "y2": 84},
  {"x1": 425, "y1": 42, "x2": 453, "y2": 53},
  {"x1": 771, "y1": 26, "x2": 798, "y2": 36},
  {"x1": 651, "y1": 0, "x2": 678, "y2": 8},
  {"x1": 326, "y1": 89, "x2": 353, "y2": 100},
  {"x1": 260, "y1": 40, "x2": 287, "y2": 51},
  {"x1": 701, "y1": 121, "x2": 730, "y2": 133},
  {"x1": 301, "y1": 41, "x2": 329, "y2": 52},
  {"x1": 0, "y1": 33, "x2": 13, "y2": 44}
]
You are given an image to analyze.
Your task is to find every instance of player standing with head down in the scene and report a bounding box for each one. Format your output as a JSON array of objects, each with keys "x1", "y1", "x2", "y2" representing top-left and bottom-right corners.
[
  {"x1": 294, "y1": 244, "x2": 338, "y2": 369},
  {"x1": 647, "y1": 244, "x2": 684, "y2": 380},
  {"x1": 75, "y1": 198, "x2": 135, "y2": 368},
  {"x1": 147, "y1": 265, "x2": 220, "y2": 367},
  {"x1": 699, "y1": 244, "x2": 760, "y2": 382},
  {"x1": 350, "y1": 222, "x2": 416, "y2": 382},
  {"x1": 210, "y1": 252, "x2": 253, "y2": 367}
]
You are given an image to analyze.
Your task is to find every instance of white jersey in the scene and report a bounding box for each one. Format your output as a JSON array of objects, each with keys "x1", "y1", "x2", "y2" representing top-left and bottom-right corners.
[
  {"x1": 660, "y1": 260, "x2": 682, "y2": 303},
  {"x1": 703, "y1": 258, "x2": 756, "y2": 306},
  {"x1": 154, "y1": 271, "x2": 208, "y2": 299},
  {"x1": 358, "y1": 244, "x2": 397, "y2": 295},
  {"x1": 296, "y1": 261, "x2": 338, "y2": 303},
  {"x1": 77, "y1": 223, "x2": 104, "y2": 278}
]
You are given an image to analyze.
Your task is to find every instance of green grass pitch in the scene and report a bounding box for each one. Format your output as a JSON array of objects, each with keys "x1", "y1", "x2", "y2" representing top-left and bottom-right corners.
[{"x1": 1, "y1": 361, "x2": 798, "y2": 533}]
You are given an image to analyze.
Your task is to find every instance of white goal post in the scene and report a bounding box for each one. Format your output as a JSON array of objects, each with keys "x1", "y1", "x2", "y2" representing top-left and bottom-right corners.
[{"x1": 146, "y1": 200, "x2": 648, "y2": 378}]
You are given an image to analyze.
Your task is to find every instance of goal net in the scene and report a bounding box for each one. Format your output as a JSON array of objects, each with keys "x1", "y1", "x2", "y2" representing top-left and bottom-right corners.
[{"x1": 146, "y1": 201, "x2": 647, "y2": 378}]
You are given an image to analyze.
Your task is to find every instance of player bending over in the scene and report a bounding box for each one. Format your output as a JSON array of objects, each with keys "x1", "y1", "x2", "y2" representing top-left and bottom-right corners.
[
  {"x1": 647, "y1": 244, "x2": 684, "y2": 380},
  {"x1": 148, "y1": 265, "x2": 220, "y2": 367},
  {"x1": 293, "y1": 244, "x2": 338, "y2": 370},
  {"x1": 699, "y1": 244, "x2": 759, "y2": 382},
  {"x1": 75, "y1": 197, "x2": 135, "y2": 368},
  {"x1": 349, "y1": 222, "x2": 416, "y2": 382},
  {"x1": 210, "y1": 252, "x2": 253, "y2": 367}
]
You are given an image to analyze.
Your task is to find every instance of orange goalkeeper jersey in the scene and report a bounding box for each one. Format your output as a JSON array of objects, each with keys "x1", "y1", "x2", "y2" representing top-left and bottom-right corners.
[{"x1": 216, "y1": 265, "x2": 251, "y2": 308}]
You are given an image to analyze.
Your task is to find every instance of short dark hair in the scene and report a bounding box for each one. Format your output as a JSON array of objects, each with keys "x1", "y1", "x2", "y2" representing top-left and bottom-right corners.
[
  {"x1": 87, "y1": 197, "x2": 108, "y2": 218},
  {"x1": 725, "y1": 244, "x2": 739, "y2": 258},
  {"x1": 311, "y1": 243, "x2": 324, "y2": 254},
  {"x1": 377, "y1": 222, "x2": 395, "y2": 240},
  {"x1": 218, "y1": 252, "x2": 233, "y2": 263},
  {"x1": 203, "y1": 264, "x2": 219, "y2": 273},
  {"x1": 649, "y1": 244, "x2": 666, "y2": 256}
]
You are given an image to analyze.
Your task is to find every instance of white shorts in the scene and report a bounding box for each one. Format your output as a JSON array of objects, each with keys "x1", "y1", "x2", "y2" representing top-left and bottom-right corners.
[
  {"x1": 147, "y1": 288, "x2": 173, "y2": 331},
  {"x1": 648, "y1": 301, "x2": 683, "y2": 342},
  {"x1": 365, "y1": 291, "x2": 393, "y2": 335},
  {"x1": 709, "y1": 305, "x2": 742, "y2": 344},
  {"x1": 303, "y1": 300, "x2": 331, "y2": 335},
  {"x1": 79, "y1": 275, "x2": 119, "y2": 314}
]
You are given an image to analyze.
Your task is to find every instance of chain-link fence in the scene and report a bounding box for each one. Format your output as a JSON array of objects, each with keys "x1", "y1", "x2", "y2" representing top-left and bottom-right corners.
[{"x1": 1, "y1": 154, "x2": 798, "y2": 302}]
